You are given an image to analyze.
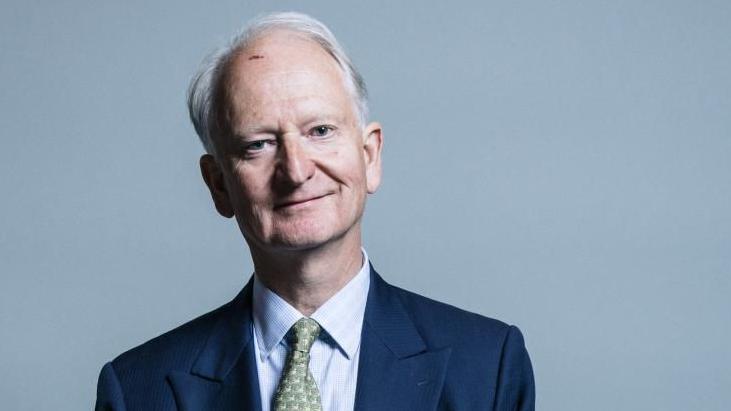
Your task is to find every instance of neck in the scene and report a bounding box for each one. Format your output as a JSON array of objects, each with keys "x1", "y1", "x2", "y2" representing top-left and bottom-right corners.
[{"x1": 249, "y1": 227, "x2": 364, "y2": 316}]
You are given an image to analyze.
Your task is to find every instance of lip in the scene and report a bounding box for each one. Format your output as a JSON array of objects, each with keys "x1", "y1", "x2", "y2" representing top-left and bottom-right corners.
[{"x1": 274, "y1": 193, "x2": 331, "y2": 210}]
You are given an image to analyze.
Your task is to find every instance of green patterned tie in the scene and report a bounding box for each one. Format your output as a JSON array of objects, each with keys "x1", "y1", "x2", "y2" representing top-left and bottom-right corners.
[{"x1": 273, "y1": 317, "x2": 323, "y2": 411}]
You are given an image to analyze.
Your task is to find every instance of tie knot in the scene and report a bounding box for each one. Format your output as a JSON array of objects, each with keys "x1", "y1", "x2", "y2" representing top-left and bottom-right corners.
[{"x1": 289, "y1": 317, "x2": 321, "y2": 353}]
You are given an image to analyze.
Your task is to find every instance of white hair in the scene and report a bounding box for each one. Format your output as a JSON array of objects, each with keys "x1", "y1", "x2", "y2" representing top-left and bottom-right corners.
[{"x1": 187, "y1": 12, "x2": 369, "y2": 155}]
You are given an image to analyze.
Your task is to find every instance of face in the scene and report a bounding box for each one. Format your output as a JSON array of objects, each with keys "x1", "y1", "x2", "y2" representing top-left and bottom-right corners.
[{"x1": 200, "y1": 31, "x2": 383, "y2": 253}]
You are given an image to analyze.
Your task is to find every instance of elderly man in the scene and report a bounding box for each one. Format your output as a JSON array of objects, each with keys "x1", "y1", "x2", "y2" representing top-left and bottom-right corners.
[{"x1": 96, "y1": 12, "x2": 534, "y2": 411}]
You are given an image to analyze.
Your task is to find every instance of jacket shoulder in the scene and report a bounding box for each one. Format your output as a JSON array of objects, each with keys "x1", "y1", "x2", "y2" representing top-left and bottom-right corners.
[
  {"x1": 387, "y1": 283, "x2": 535, "y2": 410},
  {"x1": 110, "y1": 299, "x2": 233, "y2": 378},
  {"x1": 390, "y1": 284, "x2": 513, "y2": 345}
]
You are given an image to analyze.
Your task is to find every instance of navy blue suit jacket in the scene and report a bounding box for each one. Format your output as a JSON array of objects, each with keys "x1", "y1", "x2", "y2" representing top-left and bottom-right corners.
[{"x1": 96, "y1": 267, "x2": 535, "y2": 410}]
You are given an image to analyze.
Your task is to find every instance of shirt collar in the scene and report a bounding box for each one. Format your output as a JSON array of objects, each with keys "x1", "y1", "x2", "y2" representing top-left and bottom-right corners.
[{"x1": 252, "y1": 249, "x2": 371, "y2": 361}]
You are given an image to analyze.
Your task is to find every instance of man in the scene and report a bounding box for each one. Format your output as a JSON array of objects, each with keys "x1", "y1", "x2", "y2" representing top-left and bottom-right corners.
[{"x1": 96, "y1": 12, "x2": 534, "y2": 411}]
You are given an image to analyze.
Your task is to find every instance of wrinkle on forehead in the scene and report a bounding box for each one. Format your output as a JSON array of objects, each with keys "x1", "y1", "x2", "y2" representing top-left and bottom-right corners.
[
  {"x1": 220, "y1": 31, "x2": 358, "y2": 133},
  {"x1": 233, "y1": 70, "x2": 348, "y2": 131}
]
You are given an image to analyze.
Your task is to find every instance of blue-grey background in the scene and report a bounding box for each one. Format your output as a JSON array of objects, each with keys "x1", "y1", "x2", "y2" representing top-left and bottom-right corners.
[{"x1": 1, "y1": 0, "x2": 729, "y2": 409}]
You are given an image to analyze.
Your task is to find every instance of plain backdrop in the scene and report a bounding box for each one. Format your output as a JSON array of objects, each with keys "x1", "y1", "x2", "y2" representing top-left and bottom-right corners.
[{"x1": 1, "y1": 1, "x2": 729, "y2": 410}]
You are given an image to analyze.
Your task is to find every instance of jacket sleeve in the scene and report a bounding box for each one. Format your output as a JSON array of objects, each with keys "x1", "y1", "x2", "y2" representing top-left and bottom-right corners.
[
  {"x1": 95, "y1": 362, "x2": 127, "y2": 411},
  {"x1": 494, "y1": 325, "x2": 535, "y2": 411}
]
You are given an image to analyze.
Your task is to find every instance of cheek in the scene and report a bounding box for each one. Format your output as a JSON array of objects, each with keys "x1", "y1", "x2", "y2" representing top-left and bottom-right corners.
[
  {"x1": 235, "y1": 159, "x2": 271, "y2": 189},
  {"x1": 325, "y1": 142, "x2": 367, "y2": 182},
  {"x1": 229, "y1": 169, "x2": 272, "y2": 212}
]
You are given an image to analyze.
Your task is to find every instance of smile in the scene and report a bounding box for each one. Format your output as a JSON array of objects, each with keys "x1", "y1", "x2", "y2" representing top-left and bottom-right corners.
[{"x1": 274, "y1": 193, "x2": 332, "y2": 210}]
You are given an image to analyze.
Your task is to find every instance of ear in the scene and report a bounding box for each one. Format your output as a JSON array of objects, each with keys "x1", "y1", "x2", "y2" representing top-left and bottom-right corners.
[
  {"x1": 362, "y1": 122, "x2": 383, "y2": 194},
  {"x1": 200, "y1": 154, "x2": 235, "y2": 218}
]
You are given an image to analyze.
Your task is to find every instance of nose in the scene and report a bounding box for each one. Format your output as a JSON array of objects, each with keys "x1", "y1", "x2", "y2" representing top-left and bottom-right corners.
[{"x1": 276, "y1": 135, "x2": 315, "y2": 187}]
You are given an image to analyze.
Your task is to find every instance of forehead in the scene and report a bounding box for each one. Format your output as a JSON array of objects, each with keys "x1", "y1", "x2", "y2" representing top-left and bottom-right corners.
[
  {"x1": 222, "y1": 30, "x2": 354, "y2": 128},
  {"x1": 231, "y1": 30, "x2": 342, "y2": 82}
]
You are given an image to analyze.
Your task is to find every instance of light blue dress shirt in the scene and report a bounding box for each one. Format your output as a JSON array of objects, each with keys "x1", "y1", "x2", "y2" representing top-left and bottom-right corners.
[{"x1": 252, "y1": 249, "x2": 371, "y2": 411}]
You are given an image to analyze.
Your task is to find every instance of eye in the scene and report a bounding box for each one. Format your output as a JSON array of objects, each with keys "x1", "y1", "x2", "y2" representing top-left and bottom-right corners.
[
  {"x1": 243, "y1": 139, "x2": 275, "y2": 155},
  {"x1": 310, "y1": 125, "x2": 334, "y2": 138},
  {"x1": 246, "y1": 140, "x2": 267, "y2": 151}
]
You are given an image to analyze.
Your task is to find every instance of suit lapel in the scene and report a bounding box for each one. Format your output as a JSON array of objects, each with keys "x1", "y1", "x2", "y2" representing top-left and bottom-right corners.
[
  {"x1": 354, "y1": 269, "x2": 451, "y2": 411},
  {"x1": 166, "y1": 268, "x2": 452, "y2": 411},
  {"x1": 168, "y1": 280, "x2": 262, "y2": 411}
]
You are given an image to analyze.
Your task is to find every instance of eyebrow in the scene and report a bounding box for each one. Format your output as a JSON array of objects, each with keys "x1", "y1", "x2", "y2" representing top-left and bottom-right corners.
[
  {"x1": 234, "y1": 114, "x2": 344, "y2": 137},
  {"x1": 229, "y1": 129, "x2": 273, "y2": 142}
]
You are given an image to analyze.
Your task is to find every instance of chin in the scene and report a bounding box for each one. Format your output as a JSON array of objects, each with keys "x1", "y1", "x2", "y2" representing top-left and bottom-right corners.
[
  {"x1": 261, "y1": 221, "x2": 358, "y2": 252},
  {"x1": 267, "y1": 227, "x2": 340, "y2": 251},
  {"x1": 240, "y1": 210, "x2": 362, "y2": 253}
]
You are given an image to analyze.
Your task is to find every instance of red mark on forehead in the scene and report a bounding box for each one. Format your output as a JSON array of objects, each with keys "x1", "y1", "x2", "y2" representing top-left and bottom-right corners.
[{"x1": 248, "y1": 54, "x2": 265, "y2": 60}]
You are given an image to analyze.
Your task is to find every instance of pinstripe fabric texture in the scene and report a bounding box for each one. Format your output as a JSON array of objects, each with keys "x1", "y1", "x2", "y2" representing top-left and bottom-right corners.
[{"x1": 252, "y1": 249, "x2": 371, "y2": 411}]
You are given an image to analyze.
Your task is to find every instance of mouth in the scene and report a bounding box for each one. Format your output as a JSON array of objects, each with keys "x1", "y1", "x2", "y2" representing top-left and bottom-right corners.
[{"x1": 274, "y1": 193, "x2": 332, "y2": 210}]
